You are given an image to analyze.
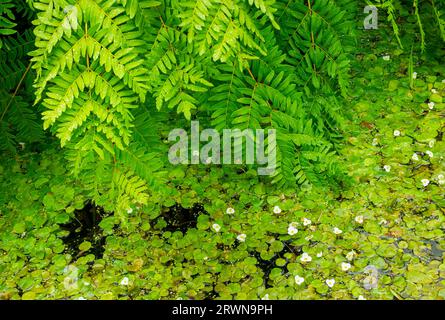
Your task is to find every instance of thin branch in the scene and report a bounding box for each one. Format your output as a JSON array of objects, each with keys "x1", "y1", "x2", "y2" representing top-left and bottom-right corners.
[{"x1": 0, "y1": 61, "x2": 32, "y2": 123}]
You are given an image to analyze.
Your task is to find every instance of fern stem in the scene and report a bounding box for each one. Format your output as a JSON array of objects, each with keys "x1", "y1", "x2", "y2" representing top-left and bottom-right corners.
[
  {"x1": 0, "y1": 61, "x2": 32, "y2": 123},
  {"x1": 246, "y1": 66, "x2": 257, "y2": 82}
]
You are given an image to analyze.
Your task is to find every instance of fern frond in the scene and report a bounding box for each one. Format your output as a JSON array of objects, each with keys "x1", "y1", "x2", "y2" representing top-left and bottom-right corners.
[
  {"x1": 31, "y1": 0, "x2": 149, "y2": 158},
  {"x1": 0, "y1": 119, "x2": 15, "y2": 153},
  {"x1": 244, "y1": 0, "x2": 280, "y2": 30},
  {"x1": 0, "y1": 0, "x2": 17, "y2": 49},
  {"x1": 432, "y1": 0, "x2": 445, "y2": 41},
  {"x1": 282, "y1": 0, "x2": 353, "y2": 97},
  {"x1": 0, "y1": 94, "x2": 45, "y2": 144},
  {"x1": 380, "y1": 0, "x2": 403, "y2": 48}
]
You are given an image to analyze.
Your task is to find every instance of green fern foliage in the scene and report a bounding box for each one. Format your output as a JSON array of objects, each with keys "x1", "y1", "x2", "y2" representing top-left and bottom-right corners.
[
  {"x1": 278, "y1": 0, "x2": 354, "y2": 97},
  {"x1": 31, "y1": 0, "x2": 150, "y2": 158},
  {"x1": 371, "y1": 0, "x2": 445, "y2": 51},
  {"x1": 1, "y1": 26, "x2": 44, "y2": 153},
  {"x1": 0, "y1": 0, "x2": 17, "y2": 48},
  {"x1": 1, "y1": 0, "x2": 445, "y2": 219},
  {"x1": 27, "y1": 0, "x2": 358, "y2": 194},
  {"x1": 176, "y1": 0, "x2": 278, "y2": 63},
  {"x1": 432, "y1": 0, "x2": 445, "y2": 41}
]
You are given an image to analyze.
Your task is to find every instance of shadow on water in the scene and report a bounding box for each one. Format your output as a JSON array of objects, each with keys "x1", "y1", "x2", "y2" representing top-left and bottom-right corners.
[
  {"x1": 157, "y1": 203, "x2": 206, "y2": 233},
  {"x1": 59, "y1": 201, "x2": 108, "y2": 259},
  {"x1": 251, "y1": 241, "x2": 303, "y2": 288}
]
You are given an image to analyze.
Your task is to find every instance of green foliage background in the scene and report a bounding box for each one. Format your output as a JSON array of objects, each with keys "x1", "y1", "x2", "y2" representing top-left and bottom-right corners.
[{"x1": 0, "y1": 0, "x2": 444, "y2": 300}]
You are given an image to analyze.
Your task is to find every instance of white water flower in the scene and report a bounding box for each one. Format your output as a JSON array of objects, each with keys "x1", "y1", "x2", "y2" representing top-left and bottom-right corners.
[
  {"x1": 355, "y1": 215, "x2": 364, "y2": 224},
  {"x1": 346, "y1": 250, "x2": 356, "y2": 261},
  {"x1": 393, "y1": 130, "x2": 401, "y2": 137},
  {"x1": 120, "y1": 277, "x2": 129, "y2": 286},
  {"x1": 358, "y1": 295, "x2": 367, "y2": 300},
  {"x1": 273, "y1": 205, "x2": 282, "y2": 214},
  {"x1": 212, "y1": 223, "x2": 221, "y2": 232},
  {"x1": 63, "y1": 276, "x2": 78, "y2": 290},
  {"x1": 379, "y1": 219, "x2": 388, "y2": 225},
  {"x1": 429, "y1": 140, "x2": 436, "y2": 148},
  {"x1": 421, "y1": 179, "x2": 430, "y2": 187},
  {"x1": 317, "y1": 252, "x2": 323, "y2": 258},
  {"x1": 326, "y1": 278, "x2": 336, "y2": 288},
  {"x1": 303, "y1": 218, "x2": 312, "y2": 226},
  {"x1": 412, "y1": 153, "x2": 419, "y2": 161},
  {"x1": 300, "y1": 252, "x2": 312, "y2": 263},
  {"x1": 63, "y1": 265, "x2": 79, "y2": 290},
  {"x1": 261, "y1": 294, "x2": 270, "y2": 300},
  {"x1": 294, "y1": 275, "x2": 305, "y2": 285},
  {"x1": 288, "y1": 224, "x2": 298, "y2": 236},
  {"x1": 383, "y1": 165, "x2": 391, "y2": 172},
  {"x1": 371, "y1": 138, "x2": 379, "y2": 146},
  {"x1": 412, "y1": 72, "x2": 417, "y2": 79},
  {"x1": 341, "y1": 262, "x2": 352, "y2": 272},
  {"x1": 382, "y1": 55, "x2": 390, "y2": 61},
  {"x1": 237, "y1": 233, "x2": 247, "y2": 242},
  {"x1": 431, "y1": 88, "x2": 438, "y2": 94},
  {"x1": 428, "y1": 102, "x2": 435, "y2": 110},
  {"x1": 126, "y1": 207, "x2": 133, "y2": 214},
  {"x1": 426, "y1": 150, "x2": 434, "y2": 158},
  {"x1": 18, "y1": 142, "x2": 25, "y2": 150},
  {"x1": 226, "y1": 207, "x2": 235, "y2": 215},
  {"x1": 333, "y1": 227, "x2": 343, "y2": 235}
]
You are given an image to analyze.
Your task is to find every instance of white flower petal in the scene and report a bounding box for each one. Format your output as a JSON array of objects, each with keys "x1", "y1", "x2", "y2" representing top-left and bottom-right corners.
[
  {"x1": 346, "y1": 251, "x2": 356, "y2": 261},
  {"x1": 120, "y1": 277, "x2": 129, "y2": 286},
  {"x1": 294, "y1": 275, "x2": 305, "y2": 285},
  {"x1": 287, "y1": 225, "x2": 298, "y2": 236},
  {"x1": 226, "y1": 207, "x2": 235, "y2": 215},
  {"x1": 326, "y1": 278, "x2": 336, "y2": 288},
  {"x1": 300, "y1": 253, "x2": 312, "y2": 263},
  {"x1": 273, "y1": 206, "x2": 282, "y2": 214},
  {"x1": 341, "y1": 262, "x2": 352, "y2": 271}
]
